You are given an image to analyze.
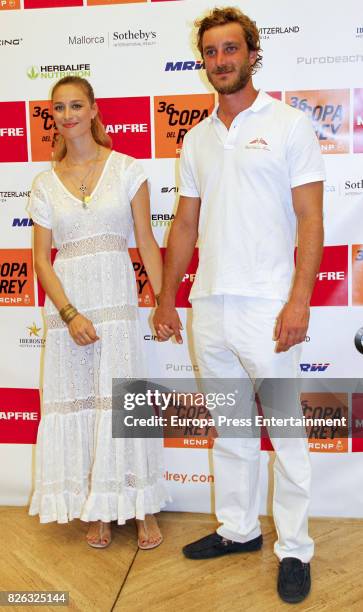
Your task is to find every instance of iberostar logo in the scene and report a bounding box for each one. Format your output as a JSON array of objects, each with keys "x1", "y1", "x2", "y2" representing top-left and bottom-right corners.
[
  {"x1": 27, "y1": 322, "x2": 41, "y2": 337},
  {"x1": 27, "y1": 66, "x2": 39, "y2": 80}
]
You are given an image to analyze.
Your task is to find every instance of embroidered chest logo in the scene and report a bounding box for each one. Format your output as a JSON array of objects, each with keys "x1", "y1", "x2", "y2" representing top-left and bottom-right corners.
[{"x1": 245, "y1": 137, "x2": 270, "y2": 151}]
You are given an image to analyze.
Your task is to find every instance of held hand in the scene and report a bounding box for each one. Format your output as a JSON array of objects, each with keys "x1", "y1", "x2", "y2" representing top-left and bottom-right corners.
[
  {"x1": 153, "y1": 305, "x2": 183, "y2": 343},
  {"x1": 273, "y1": 301, "x2": 309, "y2": 353},
  {"x1": 68, "y1": 313, "x2": 100, "y2": 346}
]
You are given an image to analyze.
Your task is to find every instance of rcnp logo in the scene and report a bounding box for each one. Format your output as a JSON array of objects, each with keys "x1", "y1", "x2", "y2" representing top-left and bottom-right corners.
[
  {"x1": 308, "y1": 245, "x2": 348, "y2": 306},
  {"x1": 165, "y1": 60, "x2": 204, "y2": 72},
  {"x1": 97, "y1": 97, "x2": 151, "y2": 159},
  {"x1": 261, "y1": 393, "x2": 348, "y2": 453},
  {"x1": 0, "y1": 102, "x2": 28, "y2": 163},
  {"x1": 353, "y1": 89, "x2": 363, "y2": 153},
  {"x1": 0, "y1": 249, "x2": 35, "y2": 306},
  {"x1": 300, "y1": 363, "x2": 330, "y2": 372},
  {"x1": 302, "y1": 393, "x2": 348, "y2": 452},
  {"x1": 286, "y1": 89, "x2": 350, "y2": 154},
  {"x1": 29, "y1": 101, "x2": 57, "y2": 162},
  {"x1": 154, "y1": 94, "x2": 215, "y2": 158},
  {"x1": 24, "y1": 0, "x2": 82, "y2": 8},
  {"x1": 163, "y1": 396, "x2": 217, "y2": 450},
  {"x1": 352, "y1": 245, "x2": 363, "y2": 305},
  {"x1": 0, "y1": 388, "x2": 40, "y2": 444},
  {"x1": 0, "y1": 0, "x2": 20, "y2": 10}
]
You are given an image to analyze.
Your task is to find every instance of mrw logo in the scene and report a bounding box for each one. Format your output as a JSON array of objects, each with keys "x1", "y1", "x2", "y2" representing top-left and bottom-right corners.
[{"x1": 27, "y1": 66, "x2": 39, "y2": 79}]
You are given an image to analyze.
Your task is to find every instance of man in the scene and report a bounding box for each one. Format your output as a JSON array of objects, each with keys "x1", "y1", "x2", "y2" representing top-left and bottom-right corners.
[{"x1": 153, "y1": 7, "x2": 325, "y2": 604}]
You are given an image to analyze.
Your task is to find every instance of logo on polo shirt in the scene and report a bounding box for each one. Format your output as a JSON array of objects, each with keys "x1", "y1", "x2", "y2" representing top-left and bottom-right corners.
[{"x1": 245, "y1": 137, "x2": 270, "y2": 151}]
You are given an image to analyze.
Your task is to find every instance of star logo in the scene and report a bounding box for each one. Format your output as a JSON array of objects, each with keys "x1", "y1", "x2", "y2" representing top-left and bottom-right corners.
[{"x1": 27, "y1": 322, "x2": 41, "y2": 337}]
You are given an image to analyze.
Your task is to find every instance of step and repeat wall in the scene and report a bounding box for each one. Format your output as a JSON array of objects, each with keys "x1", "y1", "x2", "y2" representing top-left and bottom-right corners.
[{"x1": 1, "y1": 0, "x2": 363, "y2": 517}]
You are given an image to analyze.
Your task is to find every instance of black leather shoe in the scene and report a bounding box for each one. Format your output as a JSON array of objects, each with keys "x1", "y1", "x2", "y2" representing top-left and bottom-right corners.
[
  {"x1": 278, "y1": 557, "x2": 311, "y2": 603},
  {"x1": 182, "y1": 532, "x2": 263, "y2": 559}
]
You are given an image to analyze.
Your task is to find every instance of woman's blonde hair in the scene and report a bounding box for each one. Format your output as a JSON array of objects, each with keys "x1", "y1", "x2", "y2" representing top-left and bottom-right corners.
[{"x1": 51, "y1": 76, "x2": 112, "y2": 162}]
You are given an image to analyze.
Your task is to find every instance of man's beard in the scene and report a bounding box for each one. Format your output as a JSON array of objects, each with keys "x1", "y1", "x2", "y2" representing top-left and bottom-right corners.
[{"x1": 206, "y1": 60, "x2": 252, "y2": 95}]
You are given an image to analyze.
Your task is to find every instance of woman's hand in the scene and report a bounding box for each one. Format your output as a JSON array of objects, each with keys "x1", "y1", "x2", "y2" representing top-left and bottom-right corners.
[{"x1": 67, "y1": 314, "x2": 99, "y2": 346}]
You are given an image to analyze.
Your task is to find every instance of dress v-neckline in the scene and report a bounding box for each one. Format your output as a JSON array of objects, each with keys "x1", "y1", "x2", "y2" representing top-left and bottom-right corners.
[{"x1": 52, "y1": 150, "x2": 114, "y2": 205}]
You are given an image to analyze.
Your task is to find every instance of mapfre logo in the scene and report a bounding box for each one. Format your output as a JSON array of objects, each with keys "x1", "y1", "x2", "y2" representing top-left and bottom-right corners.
[
  {"x1": 0, "y1": 249, "x2": 35, "y2": 306},
  {"x1": 352, "y1": 394, "x2": 363, "y2": 452},
  {"x1": 29, "y1": 101, "x2": 57, "y2": 162},
  {"x1": 0, "y1": 102, "x2": 28, "y2": 162},
  {"x1": 24, "y1": 0, "x2": 82, "y2": 8},
  {"x1": 0, "y1": 388, "x2": 40, "y2": 444},
  {"x1": 352, "y1": 245, "x2": 363, "y2": 305},
  {"x1": 97, "y1": 97, "x2": 151, "y2": 158},
  {"x1": 0, "y1": 0, "x2": 20, "y2": 10},
  {"x1": 309, "y1": 245, "x2": 348, "y2": 306},
  {"x1": 286, "y1": 89, "x2": 350, "y2": 154},
  {"x1": 154, "y1": 94, "x2": 215, "y2": 158},
  {"x1": 353, "y1": 89, "x2": 363, "y2": 153}
]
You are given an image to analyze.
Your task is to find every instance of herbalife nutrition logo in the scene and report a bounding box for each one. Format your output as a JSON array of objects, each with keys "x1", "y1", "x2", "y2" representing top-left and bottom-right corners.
[
  {"x1": 27, "y1": 64, "x2": 91, "y2": 80},
  {"x1": 27, "y1": 66, "x2": 39, "y2": 80}
]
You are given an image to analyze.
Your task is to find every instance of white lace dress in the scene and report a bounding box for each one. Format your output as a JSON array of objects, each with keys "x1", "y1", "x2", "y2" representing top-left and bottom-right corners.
[{"x1": 28, "y1": 151, "x2": 169, "y2": 523}]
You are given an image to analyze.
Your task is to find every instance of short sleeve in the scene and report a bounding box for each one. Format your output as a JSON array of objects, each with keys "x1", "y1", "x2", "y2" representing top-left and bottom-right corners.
[
  {"x1": 179, "y1": 132, "x2": 200, "y2": 198},
  {"x1": 27, "y1": 175, "x2": 52, "y2": 230},
  {"x1": 286, "y1": 113, "x2": 326, "y2": 188},
  {"x1": 125, "y1": 159, "x2": 148, "y2": 201}
]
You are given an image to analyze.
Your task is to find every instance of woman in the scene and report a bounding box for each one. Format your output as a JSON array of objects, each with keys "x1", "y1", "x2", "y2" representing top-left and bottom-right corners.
[{"x1": 28, "y1": 76, "x2": 168, "y2": 549}]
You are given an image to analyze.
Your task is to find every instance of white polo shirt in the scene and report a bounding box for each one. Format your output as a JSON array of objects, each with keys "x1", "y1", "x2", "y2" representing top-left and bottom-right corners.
[{"x1": 179, "y1": 90, "x2": 326, "y2": 302}]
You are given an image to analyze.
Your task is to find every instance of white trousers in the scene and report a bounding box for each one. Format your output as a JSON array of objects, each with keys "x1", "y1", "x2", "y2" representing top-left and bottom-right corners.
[{"x1": 192, "y1": 295, "x2": 314, "y2": 562}]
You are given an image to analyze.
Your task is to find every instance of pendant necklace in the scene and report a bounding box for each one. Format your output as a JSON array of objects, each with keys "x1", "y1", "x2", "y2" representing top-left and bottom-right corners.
[{"x1": 64, "y1": 146, "x2": 101, "y2": 209}]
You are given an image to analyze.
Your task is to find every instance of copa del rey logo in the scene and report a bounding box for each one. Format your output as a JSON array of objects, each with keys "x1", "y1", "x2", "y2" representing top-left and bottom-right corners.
[{"x1": 245, "y1": 137, "x2": 270, "y2": 150}]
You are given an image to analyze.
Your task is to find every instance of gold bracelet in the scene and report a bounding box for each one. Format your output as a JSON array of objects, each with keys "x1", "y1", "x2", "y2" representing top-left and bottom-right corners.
[
  {"x1": 63, "y1": 308, "x2": 79, "y2": 325},
  {"x1": 59, "y1": 303, "x2": 79, "y2": 324}
]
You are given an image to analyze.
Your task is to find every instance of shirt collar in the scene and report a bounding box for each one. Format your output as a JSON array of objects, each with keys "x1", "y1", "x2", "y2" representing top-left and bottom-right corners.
[{"x1": 208, "y1": 90, "x2": 273, "y2": 124}]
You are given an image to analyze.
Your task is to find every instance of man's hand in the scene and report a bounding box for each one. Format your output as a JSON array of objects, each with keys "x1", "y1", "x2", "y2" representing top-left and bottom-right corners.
[
  {"x1": 273, "y1": 300, "x2": 309, "y2": 353},
  {"x1": 153, "y1": 305, "x2": 183, "y2": 343}
]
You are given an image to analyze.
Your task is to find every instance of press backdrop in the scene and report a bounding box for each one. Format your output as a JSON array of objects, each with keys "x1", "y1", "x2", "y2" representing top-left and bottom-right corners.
[{"x1": 0, "y1": 0, "x2": 363, "y2": 517}]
